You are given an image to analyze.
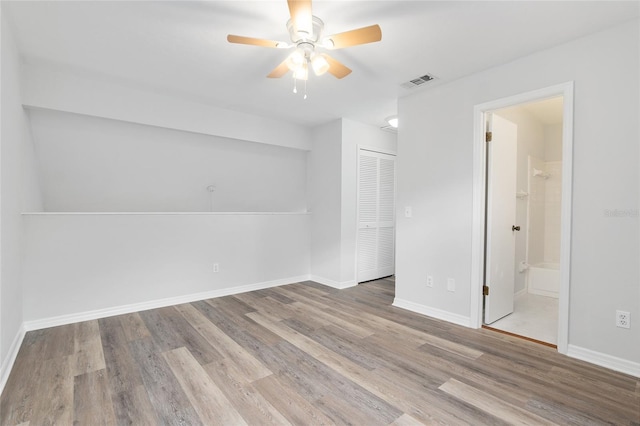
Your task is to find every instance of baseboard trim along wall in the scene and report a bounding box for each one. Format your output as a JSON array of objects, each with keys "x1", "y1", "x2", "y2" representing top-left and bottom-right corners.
[
  {"x1": 6, "y1": 278, "x2": 637, "y2": 396},
  {"x1": 567, "y1": 344, "x2": 640, "y2": 378},
  {"x1": 2, "y1": 275, "x2": 308, "y2": 396},
  {"x1": 392, "y1": 298, "x2": 472, "y2": 328},
  {"x1": 22, "y1": 275, "x2": 310, "y2": 332},
  {"x1": 309, "y1": 275, "x2": 358, "y2": 290},
  {"x1": 0, "y1": 324, "x2": 27, "y2": 396}
]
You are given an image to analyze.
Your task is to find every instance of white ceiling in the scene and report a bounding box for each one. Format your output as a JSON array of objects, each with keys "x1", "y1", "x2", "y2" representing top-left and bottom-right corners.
[
  {"x1": 496, "y1": 96, "x2": 564, "y2": 126},
  {"x1": 522, "y1": 97, "x2": 564, "y2": 125},
  {"x1": 4, "y1": 1, "x2": 639, "y2": 128}
]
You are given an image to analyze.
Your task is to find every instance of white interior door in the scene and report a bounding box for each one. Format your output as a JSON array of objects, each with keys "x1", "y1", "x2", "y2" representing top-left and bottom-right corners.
[
  {"x1": 357, "y1": 150, "x2": 395, "y2": 283},
  {"x1": 484, "y1": 114, "x2": 518, "y2": 324}
]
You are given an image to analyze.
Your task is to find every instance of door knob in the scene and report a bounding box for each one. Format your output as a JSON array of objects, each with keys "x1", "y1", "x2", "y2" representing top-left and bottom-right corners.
[{"x1": 512, "y1": 225, "x2": 521, "y2": 232}]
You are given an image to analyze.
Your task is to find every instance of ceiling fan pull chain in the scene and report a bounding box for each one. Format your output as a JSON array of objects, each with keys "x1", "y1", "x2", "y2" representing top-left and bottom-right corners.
[
  {"x1": 304, "y1": 79, "x2": 308, "y2": 100},
  {"x1": 293, "y1": 77, "x2": 298, "y2": 94}
]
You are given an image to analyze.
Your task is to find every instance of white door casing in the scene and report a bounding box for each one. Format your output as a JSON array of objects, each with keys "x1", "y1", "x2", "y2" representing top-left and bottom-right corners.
[
  {"x1": 484, "y1": 114, "x2": 518, "y2": 324},
  {"x1": 357, "y1": 149, "x2": 396, "y2": 283},
  {"x1": 471, "y1": 82, "x2": 574, "y2": 355}
]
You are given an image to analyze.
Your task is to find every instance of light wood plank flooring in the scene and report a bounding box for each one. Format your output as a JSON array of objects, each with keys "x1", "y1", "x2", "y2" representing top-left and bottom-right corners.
[{"x1": 1, "y1": 279, "x2": 639, "y2": 425}]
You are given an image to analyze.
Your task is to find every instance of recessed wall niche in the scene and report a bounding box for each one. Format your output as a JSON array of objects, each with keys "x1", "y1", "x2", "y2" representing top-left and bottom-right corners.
[{"x1": 28, "y1": 109, "x2": 308, "y2": 213}]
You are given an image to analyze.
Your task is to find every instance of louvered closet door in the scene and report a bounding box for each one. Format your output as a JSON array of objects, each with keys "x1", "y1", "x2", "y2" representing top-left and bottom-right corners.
[{"x1": 357, "y1": 149, "x2": 396, "y2": 283}]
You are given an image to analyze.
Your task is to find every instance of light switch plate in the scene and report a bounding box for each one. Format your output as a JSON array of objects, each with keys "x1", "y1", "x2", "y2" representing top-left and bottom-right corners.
[{"x1": 447, "y1": 278, "x2": 455, "y2": 292}]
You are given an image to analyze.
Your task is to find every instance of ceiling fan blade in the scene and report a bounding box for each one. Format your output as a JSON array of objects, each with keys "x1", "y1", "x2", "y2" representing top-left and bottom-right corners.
[
  {"x1": 287, "y1": 0, "x2": 313, "y2": 35},
  {"x1": 322, "y1": 54, "x2": 352, "y2": 79},
  {"x1": 227, "y1": 34, "x2": 286, "y2": 48},
  {"x1": 267, "y1": 58, "x2": 290, "y2": 78},
  {"x1": 324, "y1": 24, "x2": 382, "y2": 49}
]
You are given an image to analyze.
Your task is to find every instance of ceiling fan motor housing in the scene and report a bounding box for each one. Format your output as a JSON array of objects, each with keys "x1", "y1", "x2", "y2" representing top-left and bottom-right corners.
[{"x1": 287, "y1": 16, "x2": 324, "y2": 45}]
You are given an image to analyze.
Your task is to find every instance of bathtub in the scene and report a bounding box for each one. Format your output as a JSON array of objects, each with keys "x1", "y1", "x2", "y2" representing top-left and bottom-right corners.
[{"x1": 528, "y1": 262, "x2": 560, "y2": 298}]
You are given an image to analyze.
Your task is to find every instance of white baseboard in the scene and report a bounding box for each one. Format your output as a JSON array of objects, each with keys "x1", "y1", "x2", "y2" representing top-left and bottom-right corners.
[
  {"x1": 23, "y1": 275, "x2": 310, "y2": 332},
  {"x1": 514, "y1": 288, "x2": 527, "y2": 299},
  {"x1": 309, "y1": 275, "x2": 357, "y2": 290},
  {"x1": 528, "y1": 288, "x2": 559, "y2": 298},
  {"x1": 0, "y1": 324, "x2": 26, "y2": 395},
  {"x1": 392, "y1": 298, "x2": 471, "y2": 327},
  {"x1": 567, "y1": 344, "x2": 640, "y2": 378}
]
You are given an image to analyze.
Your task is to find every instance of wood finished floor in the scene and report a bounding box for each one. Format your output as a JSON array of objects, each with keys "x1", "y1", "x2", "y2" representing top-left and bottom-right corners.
[{"x1": 2, "y1": 279, "x2": 639, "y2": 425}]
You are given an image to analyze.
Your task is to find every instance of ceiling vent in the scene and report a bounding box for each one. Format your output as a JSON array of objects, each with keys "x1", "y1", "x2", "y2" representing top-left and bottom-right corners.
[{"x1": 401, "y1": 73, "x2": 435, "y2": 89}]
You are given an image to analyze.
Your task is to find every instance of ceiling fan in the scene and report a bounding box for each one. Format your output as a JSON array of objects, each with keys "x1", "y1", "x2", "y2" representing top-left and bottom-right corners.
[{"x1": 227, "y1": 0, "x2": 382, "y2": 84}]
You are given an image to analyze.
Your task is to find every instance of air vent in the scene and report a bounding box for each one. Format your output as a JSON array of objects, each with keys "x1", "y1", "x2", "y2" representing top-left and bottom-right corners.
[{"x1": 401, "y1": 73, "x2": 435, "y2": 89}]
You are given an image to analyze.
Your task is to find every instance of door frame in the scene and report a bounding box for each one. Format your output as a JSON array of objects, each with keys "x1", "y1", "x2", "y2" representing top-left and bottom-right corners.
[
  {"x1": 355, "y1": 145, "x2": 397, "y2": 284},
  {"x1": 469, "y1": 82, "x2": 574, "y2": 354}
]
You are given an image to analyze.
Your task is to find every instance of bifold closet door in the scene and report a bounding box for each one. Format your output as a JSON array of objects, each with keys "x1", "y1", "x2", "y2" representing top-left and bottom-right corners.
[{"x1": 357, "y1": 149, "x2": 396, "y2": 283}]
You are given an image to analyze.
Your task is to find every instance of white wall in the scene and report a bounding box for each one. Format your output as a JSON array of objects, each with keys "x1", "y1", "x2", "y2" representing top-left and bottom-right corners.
[
  {"x1": 309, "y1": 119, "x2": 397, "y2": 287},
  {"x1": 309, "y1": 120, "x2": 343, "y2": 284},
  {"x1": 22, "y1": 213, "x2": 309, "y2": 323},
  {"x1": 397, "y1": 20, "x2": 639, "y2": 366},
  {"x1": 28, "y1": 109, "x2": 308, "y2": 212},
  {"x1": 0, "y1": 11, "x2": 43, "y2": 382},
  {"x1": 22, "y1": 65, "x2": 312, "y2": 151}
]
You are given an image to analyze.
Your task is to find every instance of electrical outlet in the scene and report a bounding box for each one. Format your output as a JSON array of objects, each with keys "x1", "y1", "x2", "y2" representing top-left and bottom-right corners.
[
  {"x1": 616, "y1": 310, "x2": 630, "y2": 328},
  {"x1": 426, "y1": 275, "x2": 434, "y2": 288},
  {"x1": 447, "y1": 278, "x2": 455, "y2": 292},
  {"x1": 213, "y1": 263, "x2": 219, "y2": 273},
  {"x1": 404, "y1": 206, "x2": 413, "y2": 218}
]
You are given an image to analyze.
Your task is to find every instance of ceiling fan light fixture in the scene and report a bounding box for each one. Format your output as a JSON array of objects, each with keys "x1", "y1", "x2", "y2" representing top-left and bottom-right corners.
[
  {"x1": 286, "y1": 49, "x2": 305, "y2": 70},
  {"x1": 228, "y1": 0, "x2": 382, "y2": 90},
  {"x1": 293, "y1": 62, "x2": 309, "y2": 81},
  {"x1": 311, "y1": 54, "x2": 330, "y2": 76},
  {"x1": 386, "y1": 116, "x2": 399, "y2": 128}
]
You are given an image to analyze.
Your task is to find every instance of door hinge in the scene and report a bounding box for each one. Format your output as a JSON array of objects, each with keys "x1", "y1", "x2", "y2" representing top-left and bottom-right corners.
[
  {"x1": 483, "y1": 285, "x2": 489, "y2": 296},
  {"x1": 485, "y1": 131, "x2": 492, "y2": 142}
]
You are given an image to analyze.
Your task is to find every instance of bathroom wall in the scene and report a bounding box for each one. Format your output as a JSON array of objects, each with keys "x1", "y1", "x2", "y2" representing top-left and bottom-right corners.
[
  {"x1": 528, "y1": 156, "x2": 547, "y2": 266},
  {"x1": 544, "y1": 123, "x2": 563, "y2": 161},
  {"x1": 543, "y1": 160, "x2": 562, "y2": 262},
  {"x1": 542, "y1": 125, "x2": 563, "y2": 263}
]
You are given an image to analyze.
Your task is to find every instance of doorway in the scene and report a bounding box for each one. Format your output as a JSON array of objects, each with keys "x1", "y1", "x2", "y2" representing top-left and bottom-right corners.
[
  {"x1": 484, "y1": 98, "x2": 564, "y2": 346},
  {"x1": 470, "y1": 83, "x2": 574, "y2": 354},
  {"x1": 356, "y1": 148, "x2": 396, "y2": 283}
]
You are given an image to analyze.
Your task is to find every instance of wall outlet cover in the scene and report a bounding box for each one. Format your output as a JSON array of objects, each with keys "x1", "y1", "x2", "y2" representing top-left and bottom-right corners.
[{"x1": 616, "y1": 310, "x2": 630, "y2": 328}]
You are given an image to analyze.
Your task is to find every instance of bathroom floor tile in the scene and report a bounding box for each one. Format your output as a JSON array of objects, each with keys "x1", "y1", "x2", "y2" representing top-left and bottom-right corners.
[{"x1": 488, "y1": 293, "x2": 558, "y2": 345}]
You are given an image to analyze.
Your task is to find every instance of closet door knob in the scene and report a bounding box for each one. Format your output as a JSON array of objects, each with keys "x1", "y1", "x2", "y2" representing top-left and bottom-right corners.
[{"x1": 512, "y1": 225, "x2": 521, "y2": 232}]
